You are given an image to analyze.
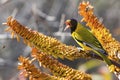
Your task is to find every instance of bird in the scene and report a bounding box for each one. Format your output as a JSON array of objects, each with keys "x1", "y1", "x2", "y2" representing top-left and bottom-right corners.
[{"x1": 64, "y1": 19, "x2": 112, "y2": 66}]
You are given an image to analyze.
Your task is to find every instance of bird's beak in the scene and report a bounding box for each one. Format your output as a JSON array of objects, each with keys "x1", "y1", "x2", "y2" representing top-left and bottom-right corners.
[
  {"x1": 64, "y1": 25, "x2": 70, "y2": 31},
  {"x1": 64, "y1": 20, "x2": 71, "y2": 31}
]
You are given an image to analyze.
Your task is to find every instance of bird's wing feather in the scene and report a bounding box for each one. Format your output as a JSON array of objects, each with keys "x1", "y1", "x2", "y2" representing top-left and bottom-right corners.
[{"x1": 75, "y1": 24, "x2": 104, "y2": 49}]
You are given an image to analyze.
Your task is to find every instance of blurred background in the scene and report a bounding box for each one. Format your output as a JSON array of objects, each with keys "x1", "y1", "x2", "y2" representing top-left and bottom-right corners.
[{"x1": 0, "y1": 0, "x2": 120, "y2": 80}]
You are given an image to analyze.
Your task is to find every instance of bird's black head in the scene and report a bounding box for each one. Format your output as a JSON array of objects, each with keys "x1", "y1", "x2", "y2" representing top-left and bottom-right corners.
[{"x1": 65, "y1": 19, "x2": 77, "y2": 33}]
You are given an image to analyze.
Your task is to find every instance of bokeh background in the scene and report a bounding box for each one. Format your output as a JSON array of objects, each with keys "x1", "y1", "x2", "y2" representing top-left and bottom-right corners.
[{"x1": 0, "y1": 0, "x2": 120, "y2": 80}]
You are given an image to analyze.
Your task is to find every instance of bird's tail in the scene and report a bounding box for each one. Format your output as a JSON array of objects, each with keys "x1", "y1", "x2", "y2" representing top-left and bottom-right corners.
[{"x1": 92, "y1": 49, "x2": 112, "y2": 66}]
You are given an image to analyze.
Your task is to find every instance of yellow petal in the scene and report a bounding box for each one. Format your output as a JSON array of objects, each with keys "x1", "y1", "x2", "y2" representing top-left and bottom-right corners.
[
  {"x1": 23, "y1": 39, "x2": 27, "y2": 45},
  {"x1": 5, "y1": 27, "x2": 11, "y2": 32},
  {"x1": 11, "y1": 31, "x2": 15, "y2": 38},
  {"x1": 2, "y1": 23, "x2": 7, "y2": 26},
  {"x1": 16, "y1": 35, "x2": 20, "y2": 42}
]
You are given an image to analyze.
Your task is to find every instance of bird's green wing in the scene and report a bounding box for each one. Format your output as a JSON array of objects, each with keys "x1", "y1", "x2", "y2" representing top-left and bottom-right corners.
[{"x1": 75, "y1": 24, "x2": 104, "y2": 50}]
